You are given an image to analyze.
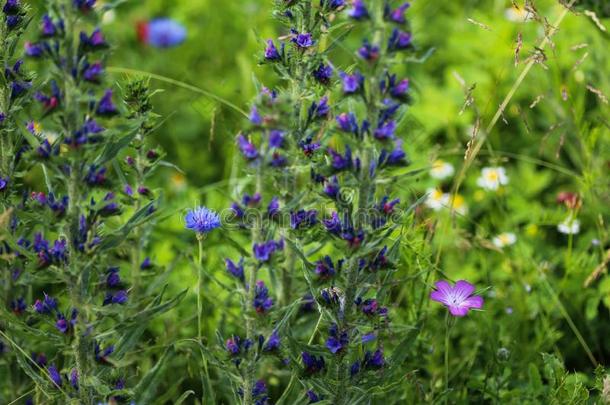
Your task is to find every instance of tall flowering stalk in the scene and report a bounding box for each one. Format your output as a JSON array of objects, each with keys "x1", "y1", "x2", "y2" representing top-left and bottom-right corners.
[
  {"x1": 219, "y1": 1, "x2": 419, "y2": 403},
  {"x1": 0, "y1": 1, "x2": 182, "y2": 403}
]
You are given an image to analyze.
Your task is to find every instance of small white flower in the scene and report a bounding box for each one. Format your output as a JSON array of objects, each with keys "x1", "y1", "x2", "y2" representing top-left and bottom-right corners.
[
  {"x1": 102, "y1": 10, "x2": 116, "y2": 25},
  {"x1": 492, "y1": 232, "x2": 517, "y2": 248},
  {"x1": 557, "y1": 216, "x2": 580, "y2": 235},
  {"x1": 448, "y1": 194, "x2": 468, "y2": 215},
  {"x1": 477, "y1": 167, "x2": 509, "y2": 191},
  {"x1": 504, "y1": 6, "x2": 532, "y2": 23},
  {"x1": 425, "y1": 188, "x2": 449, "y2": 211},
  {"x1": 430, "y1": 160, "x2": 454, "y2": 180}
]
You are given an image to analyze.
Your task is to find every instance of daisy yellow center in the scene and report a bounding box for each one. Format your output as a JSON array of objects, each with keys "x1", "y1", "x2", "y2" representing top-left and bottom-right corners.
[
  {"x1": 451, "y1": 194, "x2": 465, "y2": 208},
  {"x1": 486, "y1": 170, "x2": 499, "y2": 181}
]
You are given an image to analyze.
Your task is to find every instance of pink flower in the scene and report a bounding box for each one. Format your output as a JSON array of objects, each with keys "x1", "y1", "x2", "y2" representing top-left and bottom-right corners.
[{"x1": 430, "y1": 280, "x2": 484, "y2": 317}]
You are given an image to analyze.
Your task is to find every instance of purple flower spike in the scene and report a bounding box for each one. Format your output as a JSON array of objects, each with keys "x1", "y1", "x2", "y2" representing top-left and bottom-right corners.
[
  {"x1": 430, "y1": 280, "x2": 484, "y2": 317},
  {"x1": 253, "y1": 281, "x2": 273, "y2": 313}
]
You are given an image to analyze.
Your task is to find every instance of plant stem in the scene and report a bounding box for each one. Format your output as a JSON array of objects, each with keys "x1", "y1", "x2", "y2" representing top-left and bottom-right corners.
[
  {"x1": 197, "y1": 235, "x2": 205, "y2": 341},
  {"x1": 444, "y1": 312, "x2": 450, "y2": 403}
]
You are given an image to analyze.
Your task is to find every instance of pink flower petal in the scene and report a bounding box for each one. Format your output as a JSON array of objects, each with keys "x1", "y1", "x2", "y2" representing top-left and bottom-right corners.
[
  {"x1": 433, "y1": 280, "x2": 452, "y2": 295},
  {"x1": 430, "y1": 290, "x2": 450, "y2": 305},
  {"x1": 454, "y1": 280, "x2": 475, "y2": 300},
  {"x1": 463, "y1": 295, "x2": 484, "y2": 309},
  {"x1": 448, "y1": 305, "x2": 469, "y2": 317}
]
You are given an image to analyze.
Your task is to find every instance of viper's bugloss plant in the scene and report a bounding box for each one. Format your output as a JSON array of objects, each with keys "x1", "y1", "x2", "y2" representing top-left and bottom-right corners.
[
  {"x1": 205, "y1": 1, "x2": 452, "y2": 403},
  {"x1": 0, "y1": 1, "x2": 184, "y2": 403}
]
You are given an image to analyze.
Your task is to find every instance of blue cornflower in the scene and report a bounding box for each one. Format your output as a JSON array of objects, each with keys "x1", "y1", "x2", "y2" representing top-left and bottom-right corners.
[
  {"x1": 237, "y1": 135, "x2": 259, "y2": 160},
  {"x1": 291, "y1": 30, "x2": 314, "y2": 48},
  {"x1": 225, "y1": 258, "x2": 245, "y2": 282},
  {"x1": 312, "y1": 63, "x2": 333, "y2": 85},
  {"x1": 290, "y1": 209, "x2": 317, "y2": 229},
  {"x1": 96, "y1": 89, "x2": 118, "y2": 116},
  {"x1": 339, "y1": 71, "x2": 364, "y2": 94},
  {"x1": 264, "y1": 39, "x2": 281, "y2": 60},
  {"x1": 253, "y1": 281, "x2": 273, "y2": 313},
  {"x1": 140, "y1": 18, "x2": 187, "y2": 48},
  {"x1": 302, "y1": 351, "x2": 325, "y2": 374},
  {"x1": 387, "y1": 28, "x2": 412, "y2": 52},
  {"x1": 185, "y1": 206, "x2": 221, "y2": 234},
  {"x1": 348, "y1": 0, "x2": 368, "y2": 20}
]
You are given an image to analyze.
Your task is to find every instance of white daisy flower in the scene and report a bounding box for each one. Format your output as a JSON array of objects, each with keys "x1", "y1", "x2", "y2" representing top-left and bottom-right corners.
[
  {"x1": 430, "y1": 160, "x2": 455, "y2": 180},
  {"x1": 425, "y1": 188, "x2": 449, "y2": 211},
  {"x1": 492, "y1": 232, "x2": 517, "y2": 248},
  {"x1": 477, "y1": 167, "x2": 509, "y2": 191},
  {"x1": 557, "y1": 216, "x2": 580, "y2": 235}
]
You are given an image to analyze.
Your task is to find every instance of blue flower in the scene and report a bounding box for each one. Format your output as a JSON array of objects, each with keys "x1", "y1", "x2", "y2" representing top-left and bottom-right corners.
[
  {"x1": 2, "y1": 0, "x2": 20, "y2": 14},
  {"x1": 386, "y1": 2, "x2": 410, "y2": 24},
  {"x1": 48, "y1": 364, "x2": 62, "y2": 387},
  {"x1": 267, "y1": 197, "x2": 280, "y2": 216},
  {"x1": 263, "y1": 330, "x2": 280, "y2": 351},
  {"x1": 33, "y1": 294, "x2": 57, "y2": 314},
  {"x1": 24, "y1": 42, "x2": 44, "y2": 57},
  {"x1": 69, "y1": 369, "x2": 78, "y2": 390},
  {"x1": 374, "y1": 120, "x2": 396, "y2": 140},
  {"x1": 307, "y1": 390, "x2": 322, "y2": 403},
  {"x1": 336, "y1": 112, "x2": 359, "y2": 134},
  {"x1": 106, "y1": 267, "x2": 122, "y2": 288},
  {"x1": 140, "y1": 18, "x2": 187, "y2": 48},
  {"x1": 41, "y1": 14, "x2": 61, "y2": 37},
  {"x1": 269, "y1": 130, "x2": 285, "y2": 148},
  {"x1": 140, "y1": 257, "x2": 152, "y2": 269},
  {"x1": 348, "y1": 0, "x2": 368, "y2": 20},
  {"x1": 387, "y1": 28, "x2": 412, "y2": 52},
  {"x1": 298, "y1": 137, "x2": 321, "y2": 157},
  {"x1": 291, "y1": 30, "x2": 314, "y2": 48},
  {"x1": 328, "y1": 146, "x2": 353, "y2": 171},
  {"x1": 339, "y1": 71, "x2": 364, "y2": 94},
  {"x1": 96, "y1": 89, "x2": 118, "y2": 116},
  {"x1": 302, "y1": 351, "x2": 325, "y2": 374},
  {"x1": 363, "y1": 349, "x2": 385, "y2": 369},
  {"x1": 290, "y1": 209, "x2": 317, "y2": 229},
  {"x1": 237, "y1": 134, "x2": 259, "y2": 160},
  {"x1": 83, "y1": 61, "x2": 104, "y2": 83},
  {"x1": 252, "y1": 380, "x2": 268, "y2": 400},
  {"x1": 324, "y1": 176, "x2": 340, "y2": 199},
  {"x1": 315, "y1": 256, "x2": 342, "y2": 279},
  {"x1": 325, "y1": 324, "x2": 349, "y2": 354},
  {"x1": 253, "y1": 281, "x2": 273, "y2": 313},
  {"x1": 264, "y1": 39, "x2": 281, "y2": 60},
  {"x1": 358, "y1": 40, "x2": 380, "y2": 61},
  {"x1": 103, "y1": 290, "x2": 128, "y2": 305},
  {"x1": 10, "y1": 297, "x2": 26, "y2": 314},
  {"x1": 94, "y1": 343, "x2": 114, "y2": 363},
  {"x1": 225, "y1": 258, "x2": 244, "y2": 282},
  {"x1": 321, "y1": 0, "x2": 345, "y2": 9},
  {"x1": 185, "y1": 206, "x2": 221, "y2": 234},
  {"x1": 249, "y1": 106, "x2": 262, "y2": 125},
  {"x1": 313, "y1": 63, "x2": 333, "y2": 85},
  {"x1": 379, "y1": 139, "x2": 408, "y2": 167},
  {"x1": 308, "y1": 96, "x2": 330, "y2": 120},
  {"x1": 73, "y1": 0, "x2": 96, "y2": 12},
  {"x1": 79, "y1": 28, "x2": 107, "y2": 50}
]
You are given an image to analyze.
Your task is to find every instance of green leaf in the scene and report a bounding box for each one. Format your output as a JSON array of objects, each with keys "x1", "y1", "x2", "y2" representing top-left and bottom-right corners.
[{"x1": 133, "y1": 346, "x2": 175, "y2": 403}]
